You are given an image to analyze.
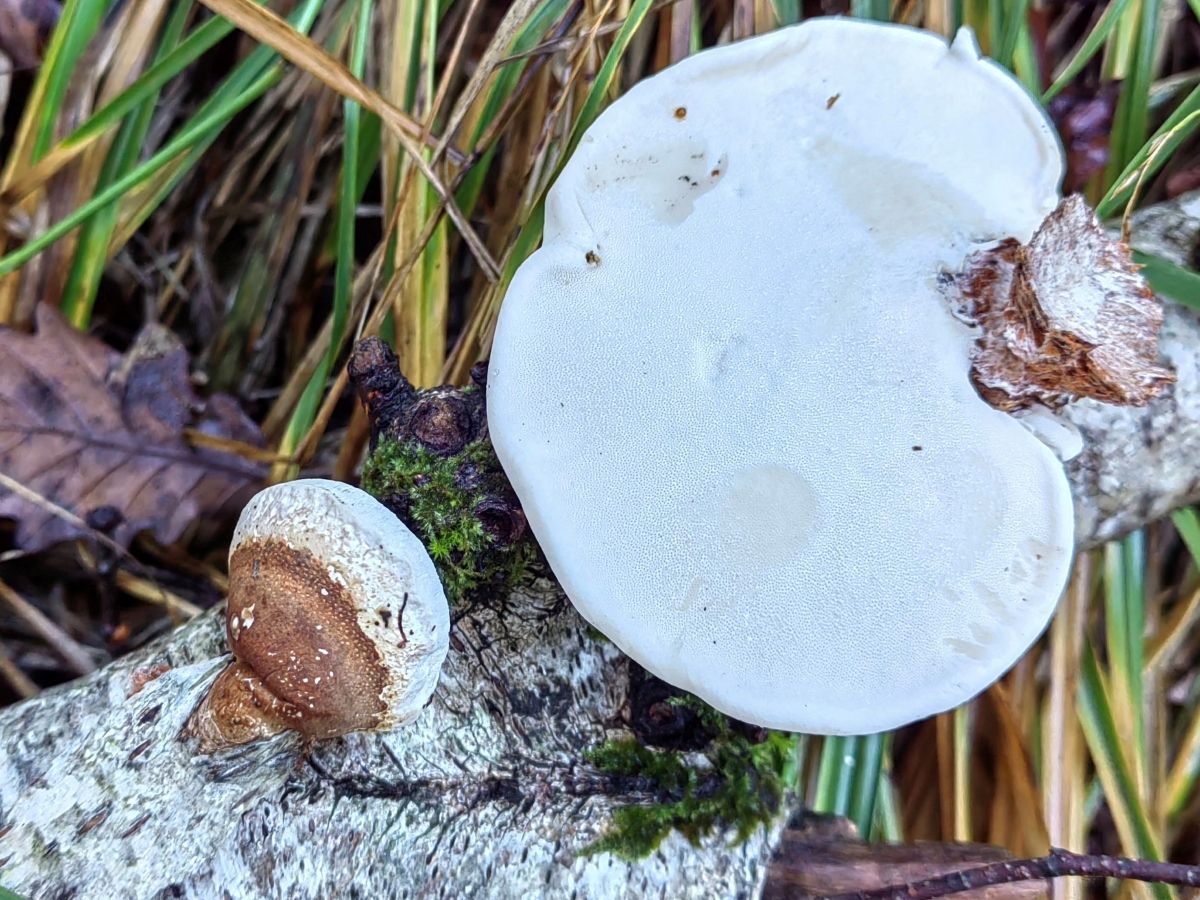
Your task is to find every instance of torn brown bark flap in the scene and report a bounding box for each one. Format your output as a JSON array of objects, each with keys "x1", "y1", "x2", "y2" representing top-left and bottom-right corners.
[{"x1": 962, "y1": 195, "x2": 1175, "y2": 411}]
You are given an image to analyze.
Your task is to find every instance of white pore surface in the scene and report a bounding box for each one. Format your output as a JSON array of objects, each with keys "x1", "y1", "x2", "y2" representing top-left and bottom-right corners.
[
  {"x1": 232, "y1": 479, "x2": 450, "y2": 726},
  {"x1": 487, "y1": 19, "x2": 1075, "y2": 734}
]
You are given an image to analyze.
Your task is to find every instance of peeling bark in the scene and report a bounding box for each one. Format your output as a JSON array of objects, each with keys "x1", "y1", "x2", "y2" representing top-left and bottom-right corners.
[
  {"x1": 964, "y1": 195, "x2": 1174, "y2": 410},
  {"x1": 1066, "y1": 191, "x2": 1200, "y2": 547},
  {"x1": 1, "y1": 192, "x2": 1199, "y2": 899},
  {"x1": 0, "y1": 581, "x2": 783, "y2": 899}
]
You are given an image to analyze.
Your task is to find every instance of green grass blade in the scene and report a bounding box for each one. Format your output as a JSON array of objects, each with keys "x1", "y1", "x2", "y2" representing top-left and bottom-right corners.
[
  {"x1": 1132, "y1": 251, "x2": 1200, "y2": 309},
  {"x1": 51, "y1": 13, "x2": 243, "y2": 160},
  {"x1": 333, "y1": 0, "x2": 372, "y2": 359},
  {"x1": 30, "y1": 0, "x2": 110, "y2": 161},
  {"x1": 850, "y1": 0, "x2": 889, "y2": 20},
  {"x1": 1078, "y1": 642, "x2": 1171, "y2": 900},
  {"x1": 0, "y1": 66, "x2": 281, "y2": 275},
  {"x1": 1098, "y1": 101, "x2": 1200, "y2": 218},
  {"x1": 1010, "y1": 17, "x2": 1039, "y2": 91},
  {"x1": 1165, "y1": 695, "x2": 1200, "y2": 822},
  {"x1": 813, "y1": 735, "x2": 857, "y2": 817},
  {"x1": 847, "y1": 731, "x2": 887, "y2": 835},
  {"x1": 276, "y1": 0, "x2": 373, "y2": 466},
  {"x1": 1108, "y1": 533, "x2": 1147, "y2": 776},
  {"x1": 772, "y1": 0, "x2": 800, "y2": 25},
  {"x1": 1171, "y1": 509, "x2": 1200, "y2": 562},
  {"x1": 61, "y1": 0, "x2": 194, "y2": 326},
  {"x1": 1105, "y1": 0, "x2": 1162, "y2": 184},
  {"x1": 995, "y1": 0, "x2": 1030, "y2": 70},
  {"x1": 874, "y1": 767, "x2": 903, "y2": 842},
  {"x1": 562, "y1": 0, "x2": 655, "y2": 162},
  {"x1": 1042, "y1": 0, "x2": 1134, "y2": 102}
]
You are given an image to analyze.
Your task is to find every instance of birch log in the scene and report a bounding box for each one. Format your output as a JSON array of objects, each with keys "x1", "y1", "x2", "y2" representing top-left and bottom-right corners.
[{"x1": 1, "y1": 192, "x2": 1199, "y2": 900}]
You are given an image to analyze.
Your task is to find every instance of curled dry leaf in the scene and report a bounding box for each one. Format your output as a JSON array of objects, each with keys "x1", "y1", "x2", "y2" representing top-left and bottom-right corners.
[
  {"x1": 962, "y1": 194, "x2": 1176, "y2": 411},
  {"x1": 0, "y1": 0, "x2": 61, "y2": 70},
  {"x1": 0, "y1": 306, "x2": 266, "y2": 553}
]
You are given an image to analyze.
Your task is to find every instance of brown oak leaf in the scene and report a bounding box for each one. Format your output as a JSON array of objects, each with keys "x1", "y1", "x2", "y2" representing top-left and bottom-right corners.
[
  {"x1": 0, "y1": 306, "x2": 266, "y2": 553},
  {"x1": 960, "y1": 194, "x2": 1175, "y2": 411}
]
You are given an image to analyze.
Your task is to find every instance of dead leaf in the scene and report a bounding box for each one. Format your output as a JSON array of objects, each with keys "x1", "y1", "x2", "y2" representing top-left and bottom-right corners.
[
  {"x1": 0, "y1": 0, "x2": 61, "y2": 70},
  {"x1": 764, "y1": 815, "x2": 1049, "y2": 899},
  {"x1": 0, "y1": 305, "x2": 266, "y2": 553},
  {"x1": 961, "y1": 194, "x2": 1175, "y2": 411}
]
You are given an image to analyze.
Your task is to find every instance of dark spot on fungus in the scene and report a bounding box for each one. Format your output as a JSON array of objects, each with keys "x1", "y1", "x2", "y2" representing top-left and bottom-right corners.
[
  {"x1": 673, "y1": 106, "x2": 687, "y2": 120},
  {"x1": 912, "y1": 445, "x2": 922, "y2": 451},
  {"x1": 826, "y1": 93, "x2": 840, "y2": 109},
  {"x1": 585, "y1": 250, "x2": 600, "y2": 266}
]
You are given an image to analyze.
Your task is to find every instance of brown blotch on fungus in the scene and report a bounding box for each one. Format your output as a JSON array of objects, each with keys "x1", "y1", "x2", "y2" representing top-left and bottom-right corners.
[
  {"x1": 186, "y1": 479, "x2": 450, "y2": 754},
  {"x1": 189, "y1": 541, "x2": 392, "y2": 751},
  {"x1": 961, "y1": 194, "x2": 1175, "y2": 411}
]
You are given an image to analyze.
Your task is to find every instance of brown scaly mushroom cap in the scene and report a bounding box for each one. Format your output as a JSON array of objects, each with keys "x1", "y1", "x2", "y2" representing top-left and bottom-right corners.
[{"x1": 188, "y1": 479, "x2": 449, "y2": 752}]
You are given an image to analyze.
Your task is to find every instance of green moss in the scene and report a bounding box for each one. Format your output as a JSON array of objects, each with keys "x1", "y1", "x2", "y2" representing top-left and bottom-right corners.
[
  {"x1": 361, "y1": 436, "x2": 532, "y2": 604},
  {"x1": 585, "y1": 700, "x2": 797, "y2": 860}
]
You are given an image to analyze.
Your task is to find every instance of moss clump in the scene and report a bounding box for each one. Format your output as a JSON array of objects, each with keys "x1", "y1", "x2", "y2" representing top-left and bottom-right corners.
[
  {"x1": 585, "y1": 700, "x2": 797, "y2": 860},
  {"x1": 361, "y1": 436, "x2": 532, "y2": 604}
]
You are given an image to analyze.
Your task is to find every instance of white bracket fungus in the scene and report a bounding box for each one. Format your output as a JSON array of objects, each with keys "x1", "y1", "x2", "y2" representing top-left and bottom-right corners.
[
  {"x1": 486, "y1": 19, "x2": 1171, "y2": 734},
  {"x1": 188, "y1": 479, "x2": 450, "y2": 752}
]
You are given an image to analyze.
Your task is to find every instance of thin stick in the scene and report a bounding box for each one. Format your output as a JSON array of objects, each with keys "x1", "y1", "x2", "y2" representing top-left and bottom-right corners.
[
  {"x1": 0, "y1": 639, "x2": 39, "y2": 698},
  {"x1": 0, "y1": 577, "x2": 97, "y2": 676},
  {"x1": 817, "y1": 848, "x2": 1200, "y2": 900}
]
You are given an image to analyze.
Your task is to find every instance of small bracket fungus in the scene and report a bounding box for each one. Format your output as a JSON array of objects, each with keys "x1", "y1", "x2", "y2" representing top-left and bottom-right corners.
[
  {"x1": 486, "y1": 20, "x2": 1172, "y2": 734},
  {"x1": 188, "y1": 479, "x2": 450, "y2": 752}
]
